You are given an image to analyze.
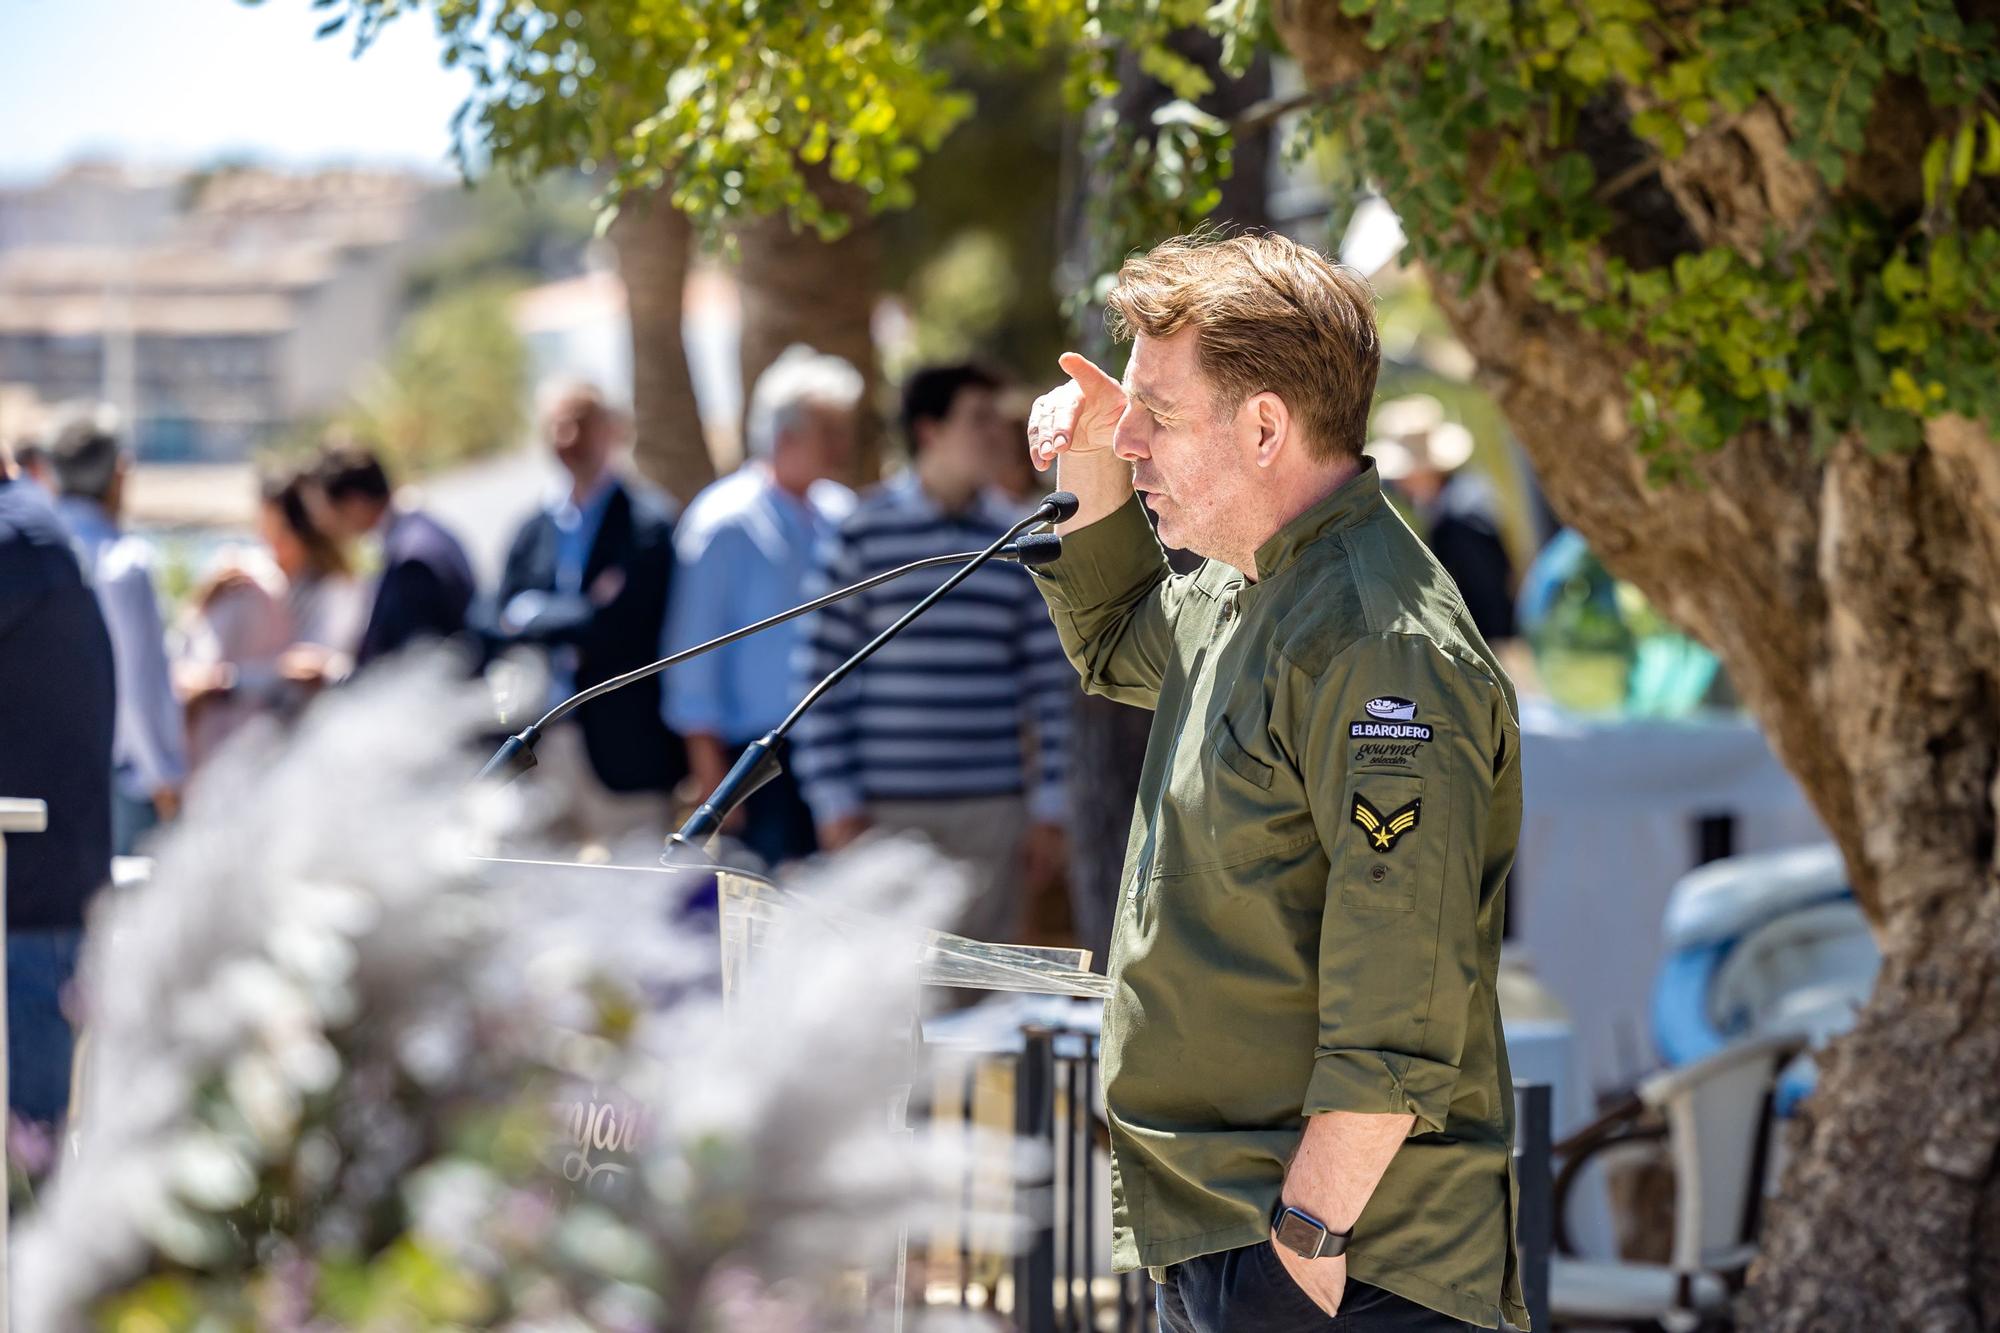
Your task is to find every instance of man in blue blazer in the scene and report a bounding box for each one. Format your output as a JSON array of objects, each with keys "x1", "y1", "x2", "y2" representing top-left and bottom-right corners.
[
  {"x1": 493, "y1": 383, "x2": 688, "y2": 823},
  {"x1": 0, "y1": 456, "x2": 115, "y2": 1125},
  {"x1": 312, "y1": 445, "x2": 477, "y2": 669}
]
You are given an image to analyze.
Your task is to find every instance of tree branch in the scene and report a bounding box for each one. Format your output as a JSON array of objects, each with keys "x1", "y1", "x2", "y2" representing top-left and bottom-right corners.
[
  {"x1": 1594, "y1": 154, "x2": 1662, "y2": 204},
  {"x1": 1229, "y1": 84, "x2": 1350, "y2": 135}
]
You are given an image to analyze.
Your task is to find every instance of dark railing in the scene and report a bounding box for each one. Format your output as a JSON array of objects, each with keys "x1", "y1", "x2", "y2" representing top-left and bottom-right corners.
[
  {"x1": 928, "y1": 1022, "x2": 1552, "y2": 1333},
  {"x1": 1013, "y1": 1025, "x2": 1057, "y2": 1333},
  {"x1": 1513, "y1": 1081, "x2": 1554, "y2": 1333},
  {"x1": 1013, "y1": 1022, "x2": 1159, "y2": 1333}
]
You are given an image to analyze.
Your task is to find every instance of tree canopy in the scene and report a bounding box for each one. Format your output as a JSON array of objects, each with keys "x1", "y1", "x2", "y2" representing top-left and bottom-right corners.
[{"x1": 300, "y1": 0, "x2": 2000, "y2": 469}]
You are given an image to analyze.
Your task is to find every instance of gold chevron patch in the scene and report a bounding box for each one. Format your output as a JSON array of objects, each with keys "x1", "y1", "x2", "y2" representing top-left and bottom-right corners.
[{"x1": 1350, "y1": 791, "x2": 1421, "y2": 853}]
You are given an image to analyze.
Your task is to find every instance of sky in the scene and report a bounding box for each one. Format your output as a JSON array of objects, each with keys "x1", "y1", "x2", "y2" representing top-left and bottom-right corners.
[{"x1": 1, "y1": 0, "x2": 478, "y2": 183}]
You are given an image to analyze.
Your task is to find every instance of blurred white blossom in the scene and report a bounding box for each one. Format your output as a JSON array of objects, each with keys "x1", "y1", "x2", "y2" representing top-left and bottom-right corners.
[{"x1": 17, "y1": 657, "x2": 1004, "y2": 1332}]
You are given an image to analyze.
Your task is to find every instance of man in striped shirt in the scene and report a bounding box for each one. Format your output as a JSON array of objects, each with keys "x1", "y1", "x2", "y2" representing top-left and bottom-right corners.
[{"x1": 792, "y1": 363, "x2": 1072, "y2": 943}]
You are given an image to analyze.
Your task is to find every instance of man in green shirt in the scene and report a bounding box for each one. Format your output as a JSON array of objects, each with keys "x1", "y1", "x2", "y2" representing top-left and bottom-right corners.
[{"x1": 1024, "y1": 232, "x2": 1527, "y2": 1331}]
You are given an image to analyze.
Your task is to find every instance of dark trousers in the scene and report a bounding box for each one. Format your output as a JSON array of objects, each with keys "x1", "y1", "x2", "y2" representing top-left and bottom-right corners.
[
  {"x1": 1158, "y1": 1243, "x2": 1478, "y2": 1333},
  {"x1": 8, "y1": 927, "x2": 82, "y2": 1126},
  {"x1": 726, "y1": 743, "x2": 818, "y2": 870}
]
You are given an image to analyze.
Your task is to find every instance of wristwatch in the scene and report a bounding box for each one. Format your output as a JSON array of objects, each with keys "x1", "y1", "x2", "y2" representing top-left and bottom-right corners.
[{"x1": 1271, "y1": 1200, "x2": 1351, "y2": 1260}]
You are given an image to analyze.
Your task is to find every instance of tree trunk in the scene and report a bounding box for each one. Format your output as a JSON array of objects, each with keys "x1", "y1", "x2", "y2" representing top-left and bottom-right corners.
[
  {"x1": 734, "y1": 175, "x2": 884, "y2": 484},
  {"x1": 1267, "y1": 5, "x2": 2000, "y2": 1325},
  {"x1": 1741, "y1": 429, "x2": 2000, "y2": 1333},
  {"x1": 608, "y1": 190, "x2": 714, "y2": 507}
]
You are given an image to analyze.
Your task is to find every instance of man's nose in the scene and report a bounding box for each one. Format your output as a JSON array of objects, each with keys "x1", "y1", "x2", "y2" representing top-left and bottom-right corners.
[{"x1": 1112, "y1": 406, "x2": 1148, "y2": 463}]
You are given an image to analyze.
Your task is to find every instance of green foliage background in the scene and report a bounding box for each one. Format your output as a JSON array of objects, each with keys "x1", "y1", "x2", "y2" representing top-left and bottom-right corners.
[
  {"x1": 290, "y1": 0, "x2": 1999, "y2": 470},
  {"x1": 1305, "y1": 0, "x2": 2000, "y2": 462}
]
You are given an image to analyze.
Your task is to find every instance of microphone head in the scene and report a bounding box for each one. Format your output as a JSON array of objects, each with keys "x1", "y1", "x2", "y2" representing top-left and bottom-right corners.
[
  {"x1": 1044, "y1": 490, "x2": 1081, "y2": 523},
  {"x1": 1008, "y1": 532, "x2": 1064, "y2": 566}
]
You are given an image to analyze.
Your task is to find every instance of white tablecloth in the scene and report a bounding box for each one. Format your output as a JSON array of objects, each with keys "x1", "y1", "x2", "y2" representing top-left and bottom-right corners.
[{"x1": 1511, "y1": 698, "x2": 1826, "y2": 1095}]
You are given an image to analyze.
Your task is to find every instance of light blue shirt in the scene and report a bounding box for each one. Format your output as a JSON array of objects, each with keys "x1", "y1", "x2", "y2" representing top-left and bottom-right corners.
[
  {"x1": 56, "y1": 496, "x2": 187, "y2": 798},
  {"x1": 504, "y1": 475, "x2": 619, "y2": 707},
  {"x1": 553, "y1": 473, "x2": 618, "y2": 599},
  {"x1": 547, "y1": 474, "x2": 616, "y2": 702},
  {"x1": 663, "y1": 466, "x2": 855, "y2": 745}
]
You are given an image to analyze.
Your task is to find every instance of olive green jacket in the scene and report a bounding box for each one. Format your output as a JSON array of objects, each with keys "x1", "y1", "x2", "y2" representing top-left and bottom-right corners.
[{"x1": 1031, "y1": 464, "x2": 1528, "y2": 1329}]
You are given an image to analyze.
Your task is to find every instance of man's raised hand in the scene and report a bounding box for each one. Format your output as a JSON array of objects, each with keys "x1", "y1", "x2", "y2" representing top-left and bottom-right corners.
[{"x1": 1026, "y1": 352, "x2": 1126, "y2": 472}]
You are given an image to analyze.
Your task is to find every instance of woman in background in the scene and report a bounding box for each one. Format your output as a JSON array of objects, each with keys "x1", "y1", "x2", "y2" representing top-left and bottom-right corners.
[{"x1": 178, "y1": 470, "x2": 366, "y2": 767}]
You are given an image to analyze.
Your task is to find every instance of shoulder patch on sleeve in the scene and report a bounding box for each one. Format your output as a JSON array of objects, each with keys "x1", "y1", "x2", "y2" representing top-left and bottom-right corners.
[{"x1": 1351, "y1": 790, "x2": 1421, "y2": 852}]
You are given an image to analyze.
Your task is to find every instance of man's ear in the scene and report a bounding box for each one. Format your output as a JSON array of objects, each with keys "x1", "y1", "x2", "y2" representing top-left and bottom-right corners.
[{"x1": 1247, "y1": 391, "x2": 1291, "y2": 469}]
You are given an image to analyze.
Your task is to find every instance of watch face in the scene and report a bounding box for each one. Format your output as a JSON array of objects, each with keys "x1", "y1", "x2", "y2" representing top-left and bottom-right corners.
[{"x1": 1275, "y1": 1208, "x2": 1325, "y2": 1258}]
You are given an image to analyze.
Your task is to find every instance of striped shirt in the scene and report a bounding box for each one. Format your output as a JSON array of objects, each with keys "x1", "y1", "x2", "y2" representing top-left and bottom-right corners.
[{"x1": 791, "y1": 473, "x2": 1072, "y2": 825}]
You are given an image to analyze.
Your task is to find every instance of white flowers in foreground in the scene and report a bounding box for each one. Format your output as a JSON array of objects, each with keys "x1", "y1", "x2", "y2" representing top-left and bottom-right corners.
[{"x1": 17, "y1": 657, "x2": 1000, "y2": 1332}]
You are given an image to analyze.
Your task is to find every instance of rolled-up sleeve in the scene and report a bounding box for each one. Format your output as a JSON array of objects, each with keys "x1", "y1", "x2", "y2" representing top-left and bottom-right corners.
[
  {"x1": 1288, "y1": 633, "x2": 1497, "y2": 1136},
  {"x1": 1028, "y1": 495, "x2": 1182, "y2": 712}
]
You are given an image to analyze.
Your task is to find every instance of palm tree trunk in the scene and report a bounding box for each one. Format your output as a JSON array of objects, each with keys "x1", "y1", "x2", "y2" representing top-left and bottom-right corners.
[{"x1": 609, "y1": 189, "x2": 713, "y2": 506}]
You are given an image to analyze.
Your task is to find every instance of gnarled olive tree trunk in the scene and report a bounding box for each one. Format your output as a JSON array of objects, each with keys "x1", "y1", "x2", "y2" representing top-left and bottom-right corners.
[{"x1": 1272, "y1": 6, "x2": 2000, "y2": 1328}]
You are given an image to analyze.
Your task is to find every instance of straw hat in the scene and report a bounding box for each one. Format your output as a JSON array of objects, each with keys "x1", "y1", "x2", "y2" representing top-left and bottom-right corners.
[{"x1": 1366, "y1": 394, "x2": 1475, "y2": 480}]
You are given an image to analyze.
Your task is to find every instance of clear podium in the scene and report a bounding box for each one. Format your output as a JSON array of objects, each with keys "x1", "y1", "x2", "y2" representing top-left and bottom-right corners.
[
  {"x1": 716, "y1": 869, "x2": 1111, "y2": 1004},
  {"x1": 716, "y1": 869, "x2": 1110, "y2": 1331},
  {"x1": 474, "y1": 858, "x2": 1110, "y2": 1004},
  {"x1": 476, "y1": 856, "x2": 1110, "y2": 1329}
]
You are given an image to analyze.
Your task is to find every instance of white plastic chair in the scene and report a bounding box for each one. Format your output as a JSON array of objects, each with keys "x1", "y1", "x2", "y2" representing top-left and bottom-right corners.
[{"x1": 1549, "y1": 1031, "x2": 1804, "y2": 1331}]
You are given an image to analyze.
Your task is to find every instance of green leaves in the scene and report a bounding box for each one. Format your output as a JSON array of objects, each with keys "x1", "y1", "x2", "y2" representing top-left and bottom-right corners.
[
  {"x1": 1921, "y1": 111, "x2": 2000, "y2": 217},
  {"x1": 1923, "y1": 135, "x2": 1950, "y2": 208},
  {"x1": 301, "y1": 0, "x2": 1998, "y2": 464}
]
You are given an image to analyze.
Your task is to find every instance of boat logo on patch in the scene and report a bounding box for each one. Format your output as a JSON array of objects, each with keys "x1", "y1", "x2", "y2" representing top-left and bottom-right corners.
[{"x1": 1364, "y1": 696, "x2": 1418, "y2": 721}]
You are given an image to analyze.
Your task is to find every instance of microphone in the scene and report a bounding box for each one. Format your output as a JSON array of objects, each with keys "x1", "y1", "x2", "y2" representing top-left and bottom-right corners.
[
  {"x1": 475, "y1": 517, "x2": 1066, "y2": 784},
  {"x1": 663, "y1": 497, "x2": 1068, "y2": 855},
  {"x1": 1009, "y1": 531, "x2": 1063, "y2": 566}
]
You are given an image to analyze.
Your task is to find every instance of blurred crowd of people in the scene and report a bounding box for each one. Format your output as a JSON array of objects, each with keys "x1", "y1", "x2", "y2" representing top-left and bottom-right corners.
[
  {"x1": 0, "y1": 357, "x2": 1540, "y2": 1143},
  {"x1": 0, "y1": 349, "x2": 1075, "y2": 1133}
]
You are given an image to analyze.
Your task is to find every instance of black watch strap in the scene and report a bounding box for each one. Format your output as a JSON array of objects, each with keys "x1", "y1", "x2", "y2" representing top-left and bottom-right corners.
[{"x1": 1271, "y1": 1201, "x2": 1351, "y2": 1259}]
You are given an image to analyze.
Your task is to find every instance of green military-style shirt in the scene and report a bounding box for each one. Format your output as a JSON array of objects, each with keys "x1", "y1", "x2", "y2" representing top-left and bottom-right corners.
[{"x1": 1032, "y1": 462, "x2": 1527, "y2": 1329}]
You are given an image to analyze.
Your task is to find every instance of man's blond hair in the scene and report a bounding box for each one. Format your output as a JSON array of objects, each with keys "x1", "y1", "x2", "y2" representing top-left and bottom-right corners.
[{"x1": 1104, "y1": 231, "x2": 1381, "y2": 462}]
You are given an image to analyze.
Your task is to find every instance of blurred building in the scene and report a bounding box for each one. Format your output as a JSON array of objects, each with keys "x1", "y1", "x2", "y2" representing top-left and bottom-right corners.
[
  {"x1": 510, "y1": 260, "x2": 746, "y2": 464},
  {"x1": 0, "y1": 161, "x2": 182, "y2": 252},
  {"x1": 0, "y1": 166, "x2": 448, "y2": 461}
]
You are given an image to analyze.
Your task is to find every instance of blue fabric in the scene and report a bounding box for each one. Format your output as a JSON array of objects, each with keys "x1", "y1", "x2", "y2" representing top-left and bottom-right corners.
[
  {"x1": 55, "y1": 496, "x2": 186, "y2": 799},
  {"x1": 112, "y1": 789, "x2": 161, "y2": 858},
  {"x1": 495, "y1": 478, "x2": 688, "y2": 794},
  {"x1": 663, "y1": 467, "x2": 854, "y2": 744},
  {"x1": 1650, "y1": 939, "x2": 1734, "y2": 1068},
  {"x1": 728, "y1": 743, "x2": 818, "y2": 869},
  {"x1": 790, "y1": 474, "x2": 1072, "y2": 824},
  {"x1": 8, "y1": 927, "x2": 82, "y2": 1126},
  {"x1": 356, "y1": 509, "x2": 477, "y2": 667},
  {"x1": 545, "y1": 476, "x2": 618, "y2": 700},
  {"x1": 0, "y1": 478, "x2": 115, "y2": 931},
  {"x1": 553, "y1": 475, "x2": 618, "y2": 596},
  {"x1": 1775, "y1": 1060, "x2": 1817, "y2": 1118}
]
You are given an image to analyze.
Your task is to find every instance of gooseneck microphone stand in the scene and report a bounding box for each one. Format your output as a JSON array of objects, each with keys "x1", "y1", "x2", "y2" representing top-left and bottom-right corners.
[
  {"x1": 474, "y1": 529, "x2": 1064, "y2": 784},
  {"x1": 661, "y1": 490, "x2": 1078, "y2": 862}
]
